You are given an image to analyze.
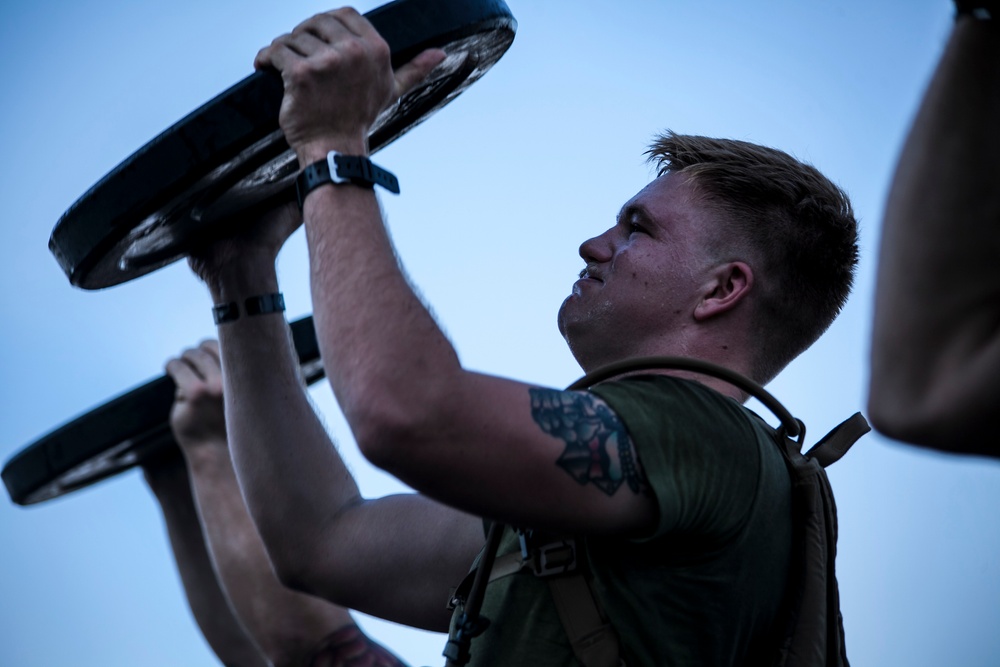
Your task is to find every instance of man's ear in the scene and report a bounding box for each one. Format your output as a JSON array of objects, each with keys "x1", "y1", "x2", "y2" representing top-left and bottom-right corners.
[{"x1": 693, "y1": 261, "x2": 754, "y2": 321}]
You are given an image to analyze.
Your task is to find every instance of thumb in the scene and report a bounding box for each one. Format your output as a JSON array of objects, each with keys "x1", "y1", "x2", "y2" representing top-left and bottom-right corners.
[{"x1": 394, "y1": 48, "x2": 447, "y2": 98}]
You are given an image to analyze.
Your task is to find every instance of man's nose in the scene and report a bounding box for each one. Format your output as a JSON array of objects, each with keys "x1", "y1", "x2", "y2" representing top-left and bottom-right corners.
[{"x1": 579, "y1": 229, "x2": 614, "y2": 263}]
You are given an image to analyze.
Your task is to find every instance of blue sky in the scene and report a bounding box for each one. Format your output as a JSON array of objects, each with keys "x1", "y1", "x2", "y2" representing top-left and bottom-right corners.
[{"x1": 2, "y1": 1, "x2": 999, "y2": 665}]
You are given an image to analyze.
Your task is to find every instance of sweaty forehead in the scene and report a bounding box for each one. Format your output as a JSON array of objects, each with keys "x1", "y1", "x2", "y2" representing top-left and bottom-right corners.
[{"x1": 619, "y1": 173, "x2": 705, "y2": 230}]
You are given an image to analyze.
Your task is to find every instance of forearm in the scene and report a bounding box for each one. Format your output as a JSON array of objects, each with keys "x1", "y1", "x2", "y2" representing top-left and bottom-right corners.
[
  {"x1": 869, "y1": 17, "x2": 1000, "y2": 448},
  {"x1": 143, "y1": 453, "x2": 267, "y2": 667},
  {"x1": 302, "y1": 180, "x2": 464, "y2": 458},
  {"x1": 184, "y1": 443, "x2": 354, "y2": 667},
  {"x1": 205, "y1": 261, "x2": 364, "y2": 589},
  {"x1": 252, "y1": 11, "x2": 465, "y2": 482}
]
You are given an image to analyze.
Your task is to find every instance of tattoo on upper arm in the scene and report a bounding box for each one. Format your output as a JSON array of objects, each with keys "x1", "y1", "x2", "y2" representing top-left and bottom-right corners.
[
  {"x1": 529, "y1": 388, "x2": 650, "y2": 497},
  {"x1": 305, "y1": 624, "x2": 410, "y2": 667}
]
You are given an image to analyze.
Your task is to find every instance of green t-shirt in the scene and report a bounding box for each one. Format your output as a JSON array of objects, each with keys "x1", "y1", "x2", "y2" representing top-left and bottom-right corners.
[{"x1": 460, "y1": 375, "x2": 792, "y2": 666}]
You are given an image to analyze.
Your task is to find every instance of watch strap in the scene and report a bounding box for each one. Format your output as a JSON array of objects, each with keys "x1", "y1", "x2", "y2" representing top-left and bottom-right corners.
[
  {"x1": 212, "y1": 293, "x2": 286, "y2": 325},
  {"x1": 296, "y1": 152, "x2": 400, "y2": 208},
  {"x1": 244, "y1": 292, "x2": 285, "y2": 317},
  {"x1": 212, "y1": 301, "x2": 240, "y2": 325}
]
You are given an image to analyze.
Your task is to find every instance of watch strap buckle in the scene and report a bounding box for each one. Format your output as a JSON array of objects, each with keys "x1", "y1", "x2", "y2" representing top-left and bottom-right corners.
[{"x1": 296, "y1": 151, "x2": 400, "y2": 209}]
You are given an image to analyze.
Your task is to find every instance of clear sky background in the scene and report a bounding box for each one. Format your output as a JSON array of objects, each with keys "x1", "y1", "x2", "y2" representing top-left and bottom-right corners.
[{"x1": 1, "y1": 1, "x2": 998, "y2": 665}]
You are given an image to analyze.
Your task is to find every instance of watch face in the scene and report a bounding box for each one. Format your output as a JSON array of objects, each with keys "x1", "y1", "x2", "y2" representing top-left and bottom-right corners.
[{"x1": 49, "y1": 0, "x2": 517, "y2": 290}]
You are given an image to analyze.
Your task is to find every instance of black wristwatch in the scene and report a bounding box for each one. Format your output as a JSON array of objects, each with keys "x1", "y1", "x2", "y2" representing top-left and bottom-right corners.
[{"x1": 295, "y1": 152, "x2": 400, "y2": 208}]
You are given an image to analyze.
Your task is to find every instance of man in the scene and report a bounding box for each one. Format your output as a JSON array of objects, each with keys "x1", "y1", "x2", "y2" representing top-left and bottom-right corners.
[
  {"x1": 143, "y1": 340, "x2": 408, "y2": 666},
  {"x1": 186, "y1": 8, "x2": 859, "y2": 665},
  {"x1": 868, "y1": 1, "x2": 1000, "y2": 457}
]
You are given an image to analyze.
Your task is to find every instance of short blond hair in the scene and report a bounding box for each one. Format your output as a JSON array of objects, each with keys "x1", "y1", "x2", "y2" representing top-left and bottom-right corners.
[{"x1": 647, "y1": 131, "x2": 859, "y2": 383}]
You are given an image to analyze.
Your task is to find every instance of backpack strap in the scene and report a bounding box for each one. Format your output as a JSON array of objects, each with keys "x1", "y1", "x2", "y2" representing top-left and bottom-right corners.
[
  {"x1": 547, "y1": 571, "x2": 622, "y2": 667},
  {"x1": 448, "y1": 529, "x2": 623, "y2": 667},
  {"x1": 565, "y1": 356, "x2": 803, "y2": 437},
  {"x1": 518, "y1": 530, "x2": 621, "y2": 667},
  {"x1": 804, "y1": 412, "x2": 870, "y2": 468},
  {"x1": 771, "y1": 413, "x2": 868, "y2": 667}
]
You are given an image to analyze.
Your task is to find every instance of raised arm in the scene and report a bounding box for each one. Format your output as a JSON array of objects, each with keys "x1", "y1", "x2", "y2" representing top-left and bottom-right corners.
[
  {"x1": 253, "y1": 8, "x2": 658, "y2": 536},
  {"x1": 869, "y1": 8, "x2": 1000, "y2": 454},
  {"x1": 187, "y1": 201, "x2": 483, "y2": 632},
  {"x1": 165, "y1": 341, "x2": 410, "y2": 666},
  {"x1": 141, "y1": 448, "x2": 268, "y2": 667}
]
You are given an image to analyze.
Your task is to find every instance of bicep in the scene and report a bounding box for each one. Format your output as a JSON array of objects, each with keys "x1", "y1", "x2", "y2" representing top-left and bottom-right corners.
[{"x1": 372, "y1": 374, "x2": 658, "y2": 539}]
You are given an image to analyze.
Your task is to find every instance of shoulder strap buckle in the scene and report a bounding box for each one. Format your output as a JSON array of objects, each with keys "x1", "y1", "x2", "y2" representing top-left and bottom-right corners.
[{"x1": 520, "y1": 529, "x2": 578, "y2": 577}]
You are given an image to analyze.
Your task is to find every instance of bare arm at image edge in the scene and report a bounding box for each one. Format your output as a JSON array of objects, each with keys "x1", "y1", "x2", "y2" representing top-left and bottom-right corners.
[{"x1": 869, "y1": 14, "x2": 1000, "y2": 454}]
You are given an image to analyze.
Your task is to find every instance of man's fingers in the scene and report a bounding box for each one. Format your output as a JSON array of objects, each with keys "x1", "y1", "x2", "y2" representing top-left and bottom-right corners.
[
  {"x1": 282, "y1": 29, "x2": 329, "y2": 58},
  {"x1": 254, "y1": 40, "x2": 300, "y2": 72},
  {"x1": 253, "y1": 40, "x2": 279, "y2": 70},
  {"x1": 165, "y1": 357, "x2": 201, "y2": 395},
  {"x1": 327, "y1": 6, "x2": 379, "y2": 39},
  {"x1": 200, "y1": 339, "x2": 221, "y2": 363},
  {"x1": 182, "y1": 346, "x2": 222, "y2": 385},
  {"x1": 300, "y1": 9, "x2": 366, "y2": 43},
  {"x1": 394, "y1": 49, "x2": 447, "y2": 99}
]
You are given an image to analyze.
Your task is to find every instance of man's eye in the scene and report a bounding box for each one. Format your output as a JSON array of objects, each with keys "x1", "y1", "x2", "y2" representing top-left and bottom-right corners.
[{"x1": 628, "y1": 223, "x2": 644, "y2": 236}]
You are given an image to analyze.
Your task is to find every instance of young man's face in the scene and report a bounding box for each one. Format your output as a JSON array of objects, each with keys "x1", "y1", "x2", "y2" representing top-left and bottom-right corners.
[{"x1": 557, "y1": 172, "x2": 723, "y2": 370}]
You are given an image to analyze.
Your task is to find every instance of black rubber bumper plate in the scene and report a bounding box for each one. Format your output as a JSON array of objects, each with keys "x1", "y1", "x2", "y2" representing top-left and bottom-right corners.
[
  {"x1": 2, "y1": 317, "x2": 325, "y2": 506},
  {"x1": 49, "y1": 0, "x2": 516, "y2": 290}
]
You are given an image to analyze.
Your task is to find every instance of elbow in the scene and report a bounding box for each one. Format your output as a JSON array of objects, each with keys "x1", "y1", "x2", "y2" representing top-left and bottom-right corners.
[
  {"x1": 346, "y1": 385, "x2": 447, "y2": 474},
  {"x1": 867, "y1": 397, "x2": 922, "y2": 444},
  {"x1": 867, "y1": 357, "x2": 939, "y2": 445},
  {"x1": 264, "y1": 504, "x2": 365, "y2": 604},
  {"x1": 868, "y1": 403, "x2": 964, "y2": 454},
  {"x1": 867, "y1": 376, "x2": 941, "y2": 446},
  {"x1": 269, "y1": 542, "x2": 324, "y2": 598},
  {"x1": 272, "y1": 556, "x2": 315, "y2": 596},
  {"x1": 261, "y1": 527, "x2": 339, "y2": 601},
  {"x1": 866, "y1": 378, "x2": 909, "y2": 441},
  {"x1": 867, "y1": 380, "x2": 991, "y2": 456},
  {"x1": 352, "y1": 412, "x2": 425, "y2": 475},
  {"x1": 338, "y1": 356, "x2": 466, "y2": 473}
]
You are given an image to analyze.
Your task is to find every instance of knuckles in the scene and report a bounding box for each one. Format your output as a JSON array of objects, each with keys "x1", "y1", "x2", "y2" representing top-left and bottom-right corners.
[
  {"x1": 286, "y1": 58, "x2": 320, "y2": 85},
  {"x1": 263, "y1": 5, "x2": 394, "y2": 144},
  {"x1": 336, "y1": 37, "x2": 367, "y2": 61},
  {"x1": 369, "y1": 35, "x2": 391, "y2": 62},
  {"x1": 330, "y1": 6, "x2": 363, "y2": 22}
]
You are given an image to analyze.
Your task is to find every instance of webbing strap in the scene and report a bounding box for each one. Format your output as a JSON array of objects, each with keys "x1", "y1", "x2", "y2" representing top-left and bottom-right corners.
[
  {"x1": 566, "y1": 355, "x2": 801, "y2": 438},
  {"x1": 547, "y1": 575, "x2": 623, "y2": 667},
  {"x1": 489, "y1": 551, "x2": 528, "y2": 580},
  {"x1": 804, "y1": 413, "x2": 870, "y2": 468},
  {"x1": 450, "y1": 538, "x2": 623, "y2": 667},
  {"x1": 447, "y1": 550, "x2": 538, "y2": 606}
]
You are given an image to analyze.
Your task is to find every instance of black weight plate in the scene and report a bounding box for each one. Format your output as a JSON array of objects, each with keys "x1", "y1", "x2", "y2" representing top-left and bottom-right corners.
[
  {"x1": 49, "y1": 0, "x2": 516, "y2": 290},
  {"x1": 2, "y1": 316, "x2": 325, "y2": 506}
]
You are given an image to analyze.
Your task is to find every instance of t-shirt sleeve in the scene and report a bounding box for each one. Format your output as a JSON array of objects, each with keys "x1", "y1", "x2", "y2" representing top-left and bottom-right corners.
[{"x1": 589, "y1": 375, "x2": 763, "y2": 545}]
